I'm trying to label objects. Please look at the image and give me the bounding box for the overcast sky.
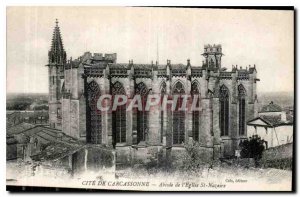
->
[7,7,294,94]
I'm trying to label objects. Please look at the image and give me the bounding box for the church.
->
[47,20,259,165]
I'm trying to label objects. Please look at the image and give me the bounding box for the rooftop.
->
[31,141,84,162]
[260,101,282,113]
[247,115,293,128]
[7,122,36,136]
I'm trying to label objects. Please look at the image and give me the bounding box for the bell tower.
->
[46,19,66,129]
[202,44,223,70]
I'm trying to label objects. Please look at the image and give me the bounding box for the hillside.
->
[257,91,294,110]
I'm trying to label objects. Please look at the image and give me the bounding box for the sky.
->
[7,7,294,94]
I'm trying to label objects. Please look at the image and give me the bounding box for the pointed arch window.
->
[238,84,246,136]
[173,81,185,145]
[191,82,200,142]
[112,81,126,145]
[220,85,229,136]
[160,81,167,143]
[87,81,102,144]
[136,82,149,143]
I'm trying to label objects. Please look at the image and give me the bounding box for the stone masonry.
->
[46,20,259,166]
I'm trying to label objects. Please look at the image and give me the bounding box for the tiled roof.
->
[31,141,84,161]
[7,122,36,136]
[247,115,293,127]
[260,115,282,126]
[6,111,15,115]
[7,111,48,120]
[260,101,282,112]
[7,124,84,161]
[6,136,18,145]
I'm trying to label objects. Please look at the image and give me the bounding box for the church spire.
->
[48,19,66,65]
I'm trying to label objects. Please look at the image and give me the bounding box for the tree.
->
[239,135,265,167]
[174,141,212,174]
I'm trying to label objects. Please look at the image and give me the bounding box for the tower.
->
[46,19,66,129]
[202,44,223,70]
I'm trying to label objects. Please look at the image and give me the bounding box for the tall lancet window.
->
[191,82,200,142]
[87,80,102,144]
[219,85,229,136]
[172,81,185,145]
[160,81,167,143]
[238,84,246,136]
[112,81,127,146]
[136,82,149,143]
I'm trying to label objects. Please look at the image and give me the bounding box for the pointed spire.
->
[51,19,64,53]
[48,19,66,65]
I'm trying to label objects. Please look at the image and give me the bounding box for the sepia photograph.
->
[6,7,294,191]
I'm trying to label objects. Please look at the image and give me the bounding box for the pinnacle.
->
[48,19,66,65]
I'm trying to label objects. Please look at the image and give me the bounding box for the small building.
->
[6,123,81,161]
[6,110,49,127]
[6,135,18,160]
[247,101,293,148]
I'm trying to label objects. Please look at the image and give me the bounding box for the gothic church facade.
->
[47,21,259,163]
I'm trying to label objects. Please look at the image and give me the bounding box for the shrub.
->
[174,141,212,174]
[239,135,265,167]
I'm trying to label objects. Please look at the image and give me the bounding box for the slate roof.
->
[260,101,282,113]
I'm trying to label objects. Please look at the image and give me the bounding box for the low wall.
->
[72,145,115,174]
[261,143,293,170]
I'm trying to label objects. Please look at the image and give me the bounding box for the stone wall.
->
[55,62,257,161]
[261,143,293,170]
[48,65,62,129]
[7,143,17,160]
[72,146,115,174]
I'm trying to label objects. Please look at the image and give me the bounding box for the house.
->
[6,123,81,161]
[247,101,293,148]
